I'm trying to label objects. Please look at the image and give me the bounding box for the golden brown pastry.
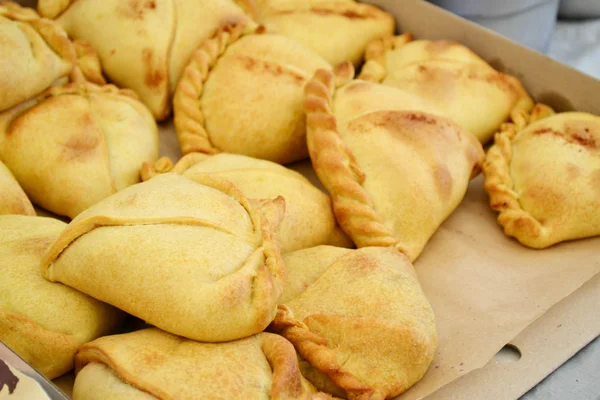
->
[0,215,123,379]
[359,33,534,144]
[0,82,159,219]
[0,2,74,112]
[142,153,351,252]
[0,161,35,216]
[251,0,395,66]
[72,328,330,400]
[483,104,600,248]
[304,63,485,261]
[38,0,255,120]
[174,25,331,164]
[42,173,286,342]
[271,246,438,399]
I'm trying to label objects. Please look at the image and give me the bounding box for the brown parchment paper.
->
[155,121,600,400]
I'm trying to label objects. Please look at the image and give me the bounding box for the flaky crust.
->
[42,173,286,342]
[359,33,534,143]
[173,23,251,155]
[304,63,404,252]
[483,104,600,248]
[74,329,330,400]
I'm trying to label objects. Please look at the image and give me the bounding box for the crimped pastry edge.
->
[173,22,258,156]
[304,62,407,256]
[482,103,557,248]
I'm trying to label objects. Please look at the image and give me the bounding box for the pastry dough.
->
[0,161,35,216]
[174,25,331,164]
[142,153,352,252]
[483,104,600,248]
[0,215,123,379]
[359,33,534,143]
[0,2,74,112]
[252,0,395,66]
[42,173,286,342]
[272,246,438,399]
[38,0,255,120]
[73,328,329,400]
[0,82,159,219]
[304,63,485,261]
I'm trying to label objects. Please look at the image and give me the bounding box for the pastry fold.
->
[0,82,159,219]
[252,0,395,66]
[42,173,286,342]
[0,161,35,216]
[142,152,351,252]
[0,2,74,112]
[304,64,484,261]
[174,25,331,164]
[0,215,123,379]
[272,246,438,399]
[39,0,255,119]
[483,104,600,248]
[359,33,534,143]
[73,328,329,400]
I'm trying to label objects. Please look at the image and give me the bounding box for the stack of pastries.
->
[0,1,598,399]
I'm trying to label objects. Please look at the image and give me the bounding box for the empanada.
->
[0,161,35,216]
[0,215,123,379]
[359,33,534,143]
[42,173,285,342]
[38,0,255,120]
[174,25,331,164]
[0,2,74,112]
[0,82,159,219]
[251,0,395,66]
[483,104,600,248]
[73,328,329,400]
[304,64,485,261]
[271,246,437,399]
[142,152,351,252]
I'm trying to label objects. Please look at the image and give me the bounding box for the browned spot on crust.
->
[236,55,305,85]
[343,81,372,93]
[119,0,157,19]
[12,236,56,257]
[532,124,598,149]
[277,6,378,19]
[591,169,600,194]
[565,163,581,180]
[110,49,116,55]
[61,122,100,161]
[403,112,437,125]
[142,48,165,89]
[435,164,453,199]
[425,40,461,54]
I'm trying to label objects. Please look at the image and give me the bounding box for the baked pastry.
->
[251,0,395,66]
[174,25,331,164]
[0,2,74,112]
[0,161,35,216]
[483,104,600,248]
[359,33,534,143]
[72,328,329,400]
[42,173,286,342]
[0,215,123,379]
[304,63,485,261]
[142,153,352,252]
[271,246,438,399]
[38,0,255,120]
[0,82,159,219]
